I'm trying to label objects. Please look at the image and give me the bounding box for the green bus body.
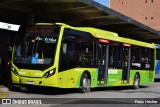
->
[11,23,156,90]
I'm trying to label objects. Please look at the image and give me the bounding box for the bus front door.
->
[98,43,109,85]
[122,46,131,84]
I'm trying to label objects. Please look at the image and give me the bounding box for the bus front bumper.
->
[11,72,58,87]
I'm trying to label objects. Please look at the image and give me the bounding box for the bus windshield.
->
[13,25,60,70]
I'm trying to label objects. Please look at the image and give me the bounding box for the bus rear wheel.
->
[79,73,91,93]
[133,73,140,89]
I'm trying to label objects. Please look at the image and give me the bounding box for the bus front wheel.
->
[8,74,14,91]
[79,73,91,93]
[133,73,140,89]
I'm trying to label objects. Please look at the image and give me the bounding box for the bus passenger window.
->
[109,42,122,69]
[16,45,21,56]
[62,43,67,54]
[132,56,136,62]
[131,46,141,69]
[59,28,95,72]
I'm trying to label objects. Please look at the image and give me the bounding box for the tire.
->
[133,74,140,89]
[8,74,14,91]
[8,80,14,91]
[79,73,91,93]
[8,71,17,91]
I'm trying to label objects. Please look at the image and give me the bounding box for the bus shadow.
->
[91,85,148,92]
[8,85,149,96]
[154,79,160,82]
[10,85,79,95]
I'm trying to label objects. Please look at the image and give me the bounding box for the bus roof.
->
[65,25,154,49]
[36,23,155,49]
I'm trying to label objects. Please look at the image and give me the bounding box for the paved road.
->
[0,80,160,107]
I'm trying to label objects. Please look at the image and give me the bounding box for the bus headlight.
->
[43,68,56,78]
[11,67,19,76]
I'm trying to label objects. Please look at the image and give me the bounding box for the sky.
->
[93,0,110,7]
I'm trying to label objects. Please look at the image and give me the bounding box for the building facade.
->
[94,0,160,31]
[110,0,160,31]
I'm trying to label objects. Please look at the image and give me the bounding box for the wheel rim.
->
[83,76,88,88]
[134,76,139,87]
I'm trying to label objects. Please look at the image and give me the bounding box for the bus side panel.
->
[141,70,154,84]
[61,69,76,88]
[106,69,134,86]
[61,68,98,88]
[130,70,154,85]
[74,68,98,88]
[106,69,154,87]
[89,68,98,88]
[107,69,122,86]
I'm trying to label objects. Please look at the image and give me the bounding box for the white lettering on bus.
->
[108,69,118,74]
[35,36,56,43]
[132,63,141,67]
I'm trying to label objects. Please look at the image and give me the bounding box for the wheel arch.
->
[79,70,91,86]
[135,72,140,79]
[83,70,91,80]
[134,72,140,85]
[78,70,91,93]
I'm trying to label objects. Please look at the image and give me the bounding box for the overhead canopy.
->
[0,0,160,42]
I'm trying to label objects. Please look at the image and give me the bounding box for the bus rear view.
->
[155,44,160,79]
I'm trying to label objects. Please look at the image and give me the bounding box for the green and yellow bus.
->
[10,23,156,93]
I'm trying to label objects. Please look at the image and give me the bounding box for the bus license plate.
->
[26,81,34,85]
